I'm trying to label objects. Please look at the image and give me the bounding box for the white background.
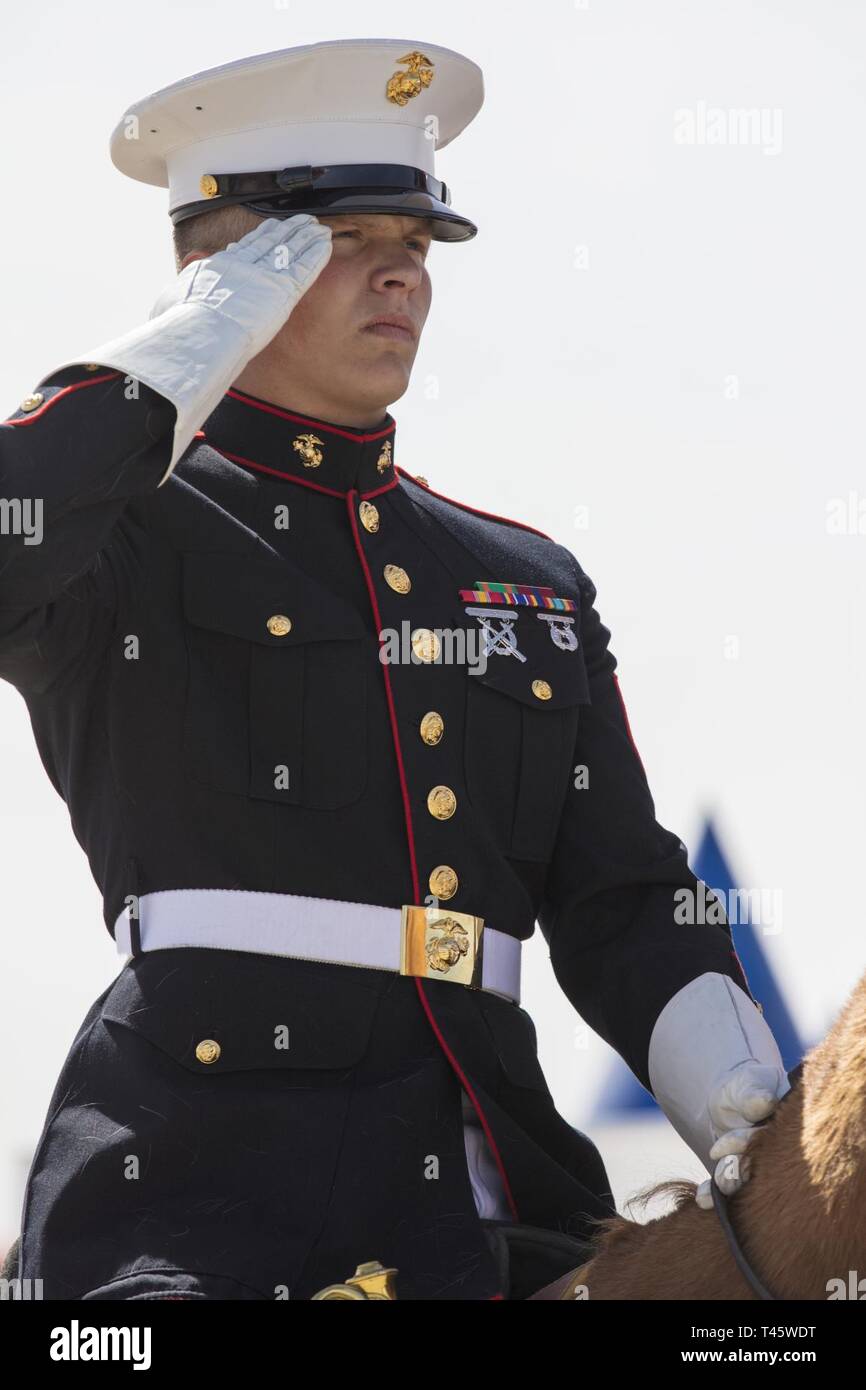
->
[2,0,865,1246]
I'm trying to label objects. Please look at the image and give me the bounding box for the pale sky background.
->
[2,0,866,1244]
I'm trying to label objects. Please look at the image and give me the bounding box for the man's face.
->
[266,211,433,413]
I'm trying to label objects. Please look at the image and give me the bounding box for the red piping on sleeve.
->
[2,370,123,425]
[345,487,521,1227]
[729,943,755,998]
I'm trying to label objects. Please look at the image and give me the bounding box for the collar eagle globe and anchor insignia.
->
[385,51,435,106]
[292,433,324,468]
[376,439,393,474]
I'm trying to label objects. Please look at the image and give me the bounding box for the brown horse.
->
[532,967,866,1300]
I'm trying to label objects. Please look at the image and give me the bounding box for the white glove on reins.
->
[647,972,790,1208]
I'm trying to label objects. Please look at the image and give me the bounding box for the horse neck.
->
[737,979,866,1297]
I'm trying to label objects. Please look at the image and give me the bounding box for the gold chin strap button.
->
[195,1039,221,1065]
[383,563,411,594]
[359,500,380,533]
[532,679,553,701]
[20,392,44,412]
[411,628,441,663]
[419,711,444,745]
[267,614,292,637]
[427,785,457,820]
[429,865,458,899]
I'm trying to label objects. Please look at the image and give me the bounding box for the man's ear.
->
[179,250,208,272]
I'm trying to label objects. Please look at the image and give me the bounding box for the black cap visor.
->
[169,163,477,242]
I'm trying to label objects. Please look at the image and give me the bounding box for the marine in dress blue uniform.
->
[0,39,789,1301]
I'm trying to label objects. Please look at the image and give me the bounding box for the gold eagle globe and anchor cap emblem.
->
[386,51,435,106]
[292,433,324,468]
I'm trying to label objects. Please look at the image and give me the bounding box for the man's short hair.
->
[172,204,265,271]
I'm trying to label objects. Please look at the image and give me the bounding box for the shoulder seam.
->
[396,467,552,540]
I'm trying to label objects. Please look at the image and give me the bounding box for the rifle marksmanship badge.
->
[459,581,579,658]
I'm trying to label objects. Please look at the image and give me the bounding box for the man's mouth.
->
[362,315,416,342]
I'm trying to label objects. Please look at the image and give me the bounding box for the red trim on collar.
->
[396,467,551,540]
[2,370,123,426]
[225,388,396,444]
[198,435,401,500]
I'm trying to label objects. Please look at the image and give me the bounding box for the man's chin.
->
[340,365,411,410]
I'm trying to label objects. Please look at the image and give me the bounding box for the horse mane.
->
[583,1178,699,1256]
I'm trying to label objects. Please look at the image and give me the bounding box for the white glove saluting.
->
[52,214,333,482]
[647,972,790,1209]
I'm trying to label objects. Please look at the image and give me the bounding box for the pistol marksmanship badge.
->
[459,582,578,660]
[292,433,324,468]
[537,613,579,651]
[386,51,435,106]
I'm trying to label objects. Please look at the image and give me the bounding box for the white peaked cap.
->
[109,38,484,241]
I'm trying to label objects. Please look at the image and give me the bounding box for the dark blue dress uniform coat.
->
[0,366,754,1300]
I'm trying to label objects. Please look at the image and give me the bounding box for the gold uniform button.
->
[429,865,459,900]
[267,614,292,637]
[532,679,553,701]
[415,475,430,488]
[20,392,44,412]
[195,1039,221,1065]
[411,628,441,663]
[383,563,411,594]
[359,500,380,533]
[427,785,457,820]
[419,711,445,745]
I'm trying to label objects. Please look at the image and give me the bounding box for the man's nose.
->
[370,251,424,290]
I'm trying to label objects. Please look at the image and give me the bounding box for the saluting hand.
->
[148,214,333,356]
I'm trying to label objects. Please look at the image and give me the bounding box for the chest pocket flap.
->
[460,590,590,862]
[181,551,370,807]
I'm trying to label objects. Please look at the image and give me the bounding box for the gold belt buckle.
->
[399,905,484,988]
